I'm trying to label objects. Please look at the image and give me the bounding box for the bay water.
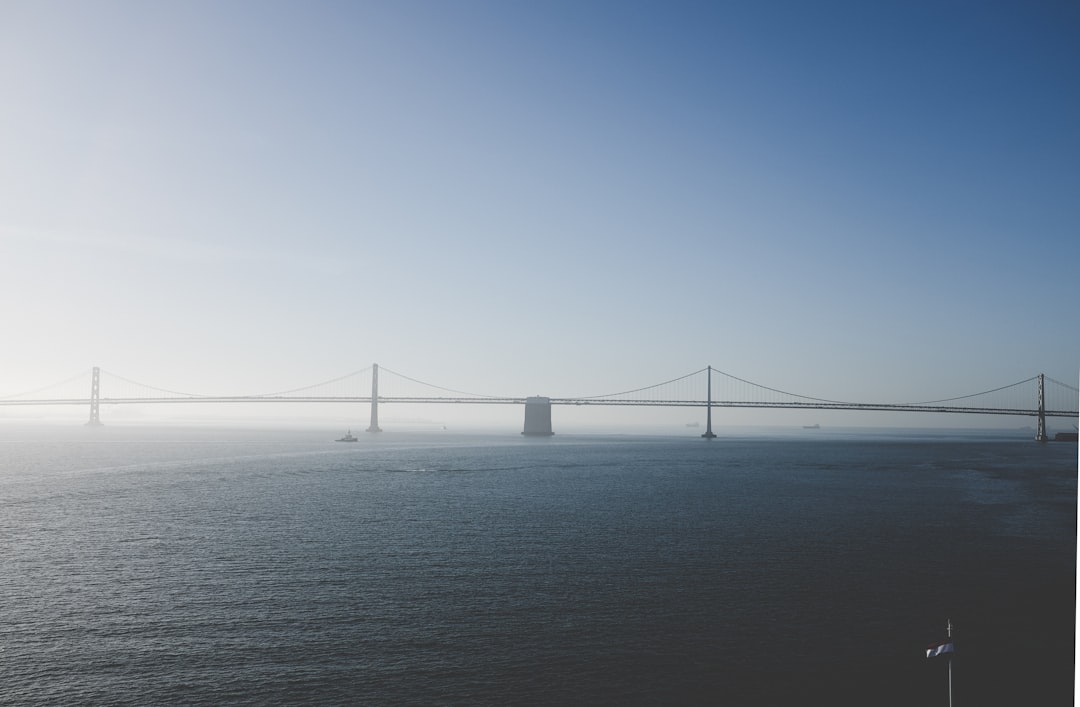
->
[1,427,1074,705]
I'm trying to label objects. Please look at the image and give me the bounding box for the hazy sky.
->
[1,1,1077,427]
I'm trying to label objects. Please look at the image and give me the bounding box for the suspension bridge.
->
[1,364,1076,440]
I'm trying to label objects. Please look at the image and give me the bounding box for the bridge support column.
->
[1036,373,1047,442]
[86,366,103,426]
[367,363,382,433]
[522,396,554,436]
[702,365,716,439]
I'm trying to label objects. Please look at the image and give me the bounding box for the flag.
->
[926,641,954,658]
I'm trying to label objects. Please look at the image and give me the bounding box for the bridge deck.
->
[2,396,1076,417]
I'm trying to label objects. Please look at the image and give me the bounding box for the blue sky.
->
[1,0,1077,427]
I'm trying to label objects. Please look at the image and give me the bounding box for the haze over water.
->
[2,426,1074,705]
[2,2,1077,702]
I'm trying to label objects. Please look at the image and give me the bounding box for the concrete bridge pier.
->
[522,396,554,436]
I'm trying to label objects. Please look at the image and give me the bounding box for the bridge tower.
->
[702,365,717,439]
[86,366,103,426]
[1036,373,1047,442]
[367,363,382,432]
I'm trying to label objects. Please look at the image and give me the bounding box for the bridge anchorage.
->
[522,397,554,436]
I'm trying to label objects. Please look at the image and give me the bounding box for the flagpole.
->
[946,618,953,707]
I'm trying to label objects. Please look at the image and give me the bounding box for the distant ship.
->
[336,430,358,442]
[803,424,820,429]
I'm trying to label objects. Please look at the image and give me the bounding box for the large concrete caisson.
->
[522,396,554,436]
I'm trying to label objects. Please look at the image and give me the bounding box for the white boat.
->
[336,429,358,442]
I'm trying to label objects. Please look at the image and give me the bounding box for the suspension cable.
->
[710,368,849,404]
[0,370,92,400]
[253,366,373,397]
[577,368,708,399]
[100,367,377,399]
[378,366,499,398]
[100,370,207,397]
[1045,376,1079,393]
[902,376,1039,405]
